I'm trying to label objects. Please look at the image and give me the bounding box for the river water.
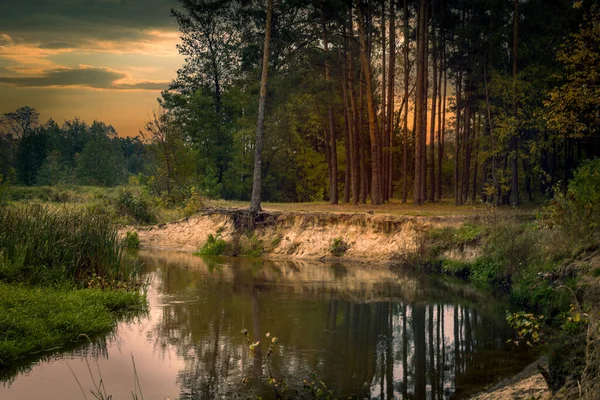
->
[0,250,533,399]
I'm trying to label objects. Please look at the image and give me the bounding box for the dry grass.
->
[208,198,536,218]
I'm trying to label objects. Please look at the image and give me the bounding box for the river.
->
[0,249,533,399]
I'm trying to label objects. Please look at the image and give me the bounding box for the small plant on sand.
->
[244,233,264,257]
[329,238,349,257]
[124,230,140,249]
[196,232,228,256]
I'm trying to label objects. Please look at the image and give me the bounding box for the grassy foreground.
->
[0,283,144,367]
[0,204,146,369]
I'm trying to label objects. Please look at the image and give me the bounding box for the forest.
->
[1,0,599,209]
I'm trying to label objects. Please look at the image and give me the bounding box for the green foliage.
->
[545,5,600,138]
[0,174,8,205]
[182,186,205,217]
[441,259,471,278]
[196,232,228,256]
[124,231,140,249]
[546,303,590,392]
[143,107,198,206]
[16,129,48,185]
[0,282,144,368]
[36,150,72,186]
[479,219,539,284]
[506,311,545,347]
[0,205,138,286]
[114,190,156,224]
[76,135,126,187]
[4,185,83,203]
[243,233,263,257]
[329,237,349,257]
[549,158,600,237]
[428,222,483,250]
[270,235,282,249]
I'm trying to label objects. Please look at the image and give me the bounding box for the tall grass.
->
[0,205,137,285]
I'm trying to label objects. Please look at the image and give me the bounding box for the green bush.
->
[329,237,349,257]
[441,259,471,278]
[124,231,140,249]
[114,190,156,224]
[549,158,600,237]
[182,187,204,217]
[243,233,264,257]
[479,219,539,283]
[196,233,228,256]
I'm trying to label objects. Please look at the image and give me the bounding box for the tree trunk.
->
[436,34,445,201]
[386,0,396,200]
[357,0,382,205]
[381,0,387,201]
[472,113,481,203]
[510,0,519,205]
[420,1,428,204]
[414,0,427,205]
[347,11,361,206]
[341,41,353,204]
[461,94,471,204]
[359,63,368,204]
[428,2,437,203]
[454,72,462,205]
[249,0,273,213]
[322,1,338,204]
[402,0,410,204]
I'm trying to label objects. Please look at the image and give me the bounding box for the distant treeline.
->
[0,107,148,188]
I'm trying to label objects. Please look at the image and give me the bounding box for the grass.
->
[0,282,145,368]
[0,203,146,369]
[0,205,137,285]
[209,197,537,217]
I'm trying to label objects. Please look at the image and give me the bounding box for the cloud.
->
[0,66,168,90]
[38,42,79,50]
[0,0,180,45]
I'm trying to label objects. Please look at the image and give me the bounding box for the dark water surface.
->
[0,250,533,399]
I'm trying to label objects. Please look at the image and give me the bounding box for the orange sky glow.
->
[0,0,184,137]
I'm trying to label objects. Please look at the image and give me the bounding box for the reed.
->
[0,204,138,285]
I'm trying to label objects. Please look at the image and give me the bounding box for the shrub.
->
[479,219,539,283]
[114,190,156,224]
[329,237,349,257]
[196,233,228,256]
[182,187,204,217]
[124,231,140,249]
[549,158,600,238]
[243,233,263,257]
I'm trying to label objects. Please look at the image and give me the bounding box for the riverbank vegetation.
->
[0,205,146,368]
[390,158,600,395]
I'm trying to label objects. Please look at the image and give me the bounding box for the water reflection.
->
[141,251,531,399]
[0,250,532,399]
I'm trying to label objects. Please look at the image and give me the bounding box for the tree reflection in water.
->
[139,251,533,400]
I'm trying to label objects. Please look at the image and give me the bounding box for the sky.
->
[0,0,184,137]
